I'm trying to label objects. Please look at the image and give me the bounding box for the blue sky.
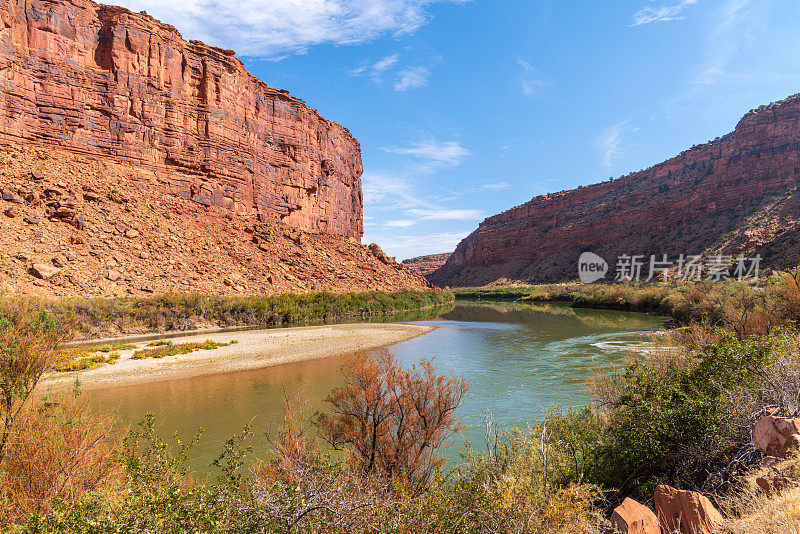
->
[116,0,800,260]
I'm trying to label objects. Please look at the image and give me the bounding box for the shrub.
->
[0,302,71,461]
[315,350,468,491]
[0,393,118,524]
[131,340,232,360]
[580,329,777,499]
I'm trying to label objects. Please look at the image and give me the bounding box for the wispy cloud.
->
[394,66,431,91]
[385,219,417,228]
[472,180,511,192]
[663,0,790,117]
[407,208,484,220]
[351,56,435,91]
[382,139,470,169]
[598,120,639,171]
[517,58,551,96]
[349,54,401,82]
[631,0,700,26]
[362,172,426,211]
[692,0,754,86]
[115,0,471,58]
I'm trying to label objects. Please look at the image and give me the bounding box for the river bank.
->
[40,323,435,391]
[8,290,453,341]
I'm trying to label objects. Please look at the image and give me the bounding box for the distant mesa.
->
[402,253,452,276]
[428,93,800,287]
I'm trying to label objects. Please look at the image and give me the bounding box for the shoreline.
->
[40,322,436,392]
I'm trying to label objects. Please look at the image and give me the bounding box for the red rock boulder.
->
[755,476,797,497]
[654,485,722,534]
[610,497,659,534]
[369,243,393,264]
[752,416,800,458]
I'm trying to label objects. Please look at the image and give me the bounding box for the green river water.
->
[85,301,663,474]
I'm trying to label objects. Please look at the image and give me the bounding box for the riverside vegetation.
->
[4,290,454,341]
[2,277,800,532]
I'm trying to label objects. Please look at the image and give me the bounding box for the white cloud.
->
[394,66,431,91]
[692,0,755,86]
[598,120,639,171]
[362,171,425,211]
[517,58,551,96]
[662,0,798,117]
[349,54,401,82]
[385,219,417,228]
[631,0,700,26]
[471,180,511,192]
[382,139,470,168]
[115,0,470,58]
[406,208,484,220]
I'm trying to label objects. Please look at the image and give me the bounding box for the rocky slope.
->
[0,0,432,297]
[0,144,431,297]
[401,253,451,276]
[430,93,800,286]
[0,0,362,237]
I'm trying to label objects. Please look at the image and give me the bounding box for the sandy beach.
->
[40,323,435,391]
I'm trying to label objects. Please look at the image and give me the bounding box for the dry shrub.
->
[0,302,71,461]
[726,333,800,442]
[721,486,800,534]
[315,350,468,490]
[719,453,800,534]
[0,394,119,524]
[242,401,387,533]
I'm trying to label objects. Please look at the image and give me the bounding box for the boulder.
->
[4,207,17,218]
[755,476,796,497]
[71,214,85,230]
[369,243,392,264]
[125,228,140,239]
[22,216,39,225]
[654,485,722,534]
[752,416,800,458]
[2,190,23,203]
[29,263,61,280]
[610,497,659,534]
[106,270,121,282]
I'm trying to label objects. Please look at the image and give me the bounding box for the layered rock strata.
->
[401,253,451,276]
[0,0,363,237]
[430,93,800,286]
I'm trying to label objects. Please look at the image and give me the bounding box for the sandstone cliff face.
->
[0,0,363,238]
[0,144,431,297]
[430,93,800,286]
[402,253,451,276]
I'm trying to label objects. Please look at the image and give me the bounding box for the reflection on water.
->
[85,301,663,474]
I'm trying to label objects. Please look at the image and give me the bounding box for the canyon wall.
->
[402,253,451,276]
[430,93,800,286]
[0,0,363,237]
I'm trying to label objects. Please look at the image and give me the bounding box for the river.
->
[85,301,663,474]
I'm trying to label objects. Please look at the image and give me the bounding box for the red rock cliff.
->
[402,253,451,276]
[430,93,800,286]
[0,0,363,237]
